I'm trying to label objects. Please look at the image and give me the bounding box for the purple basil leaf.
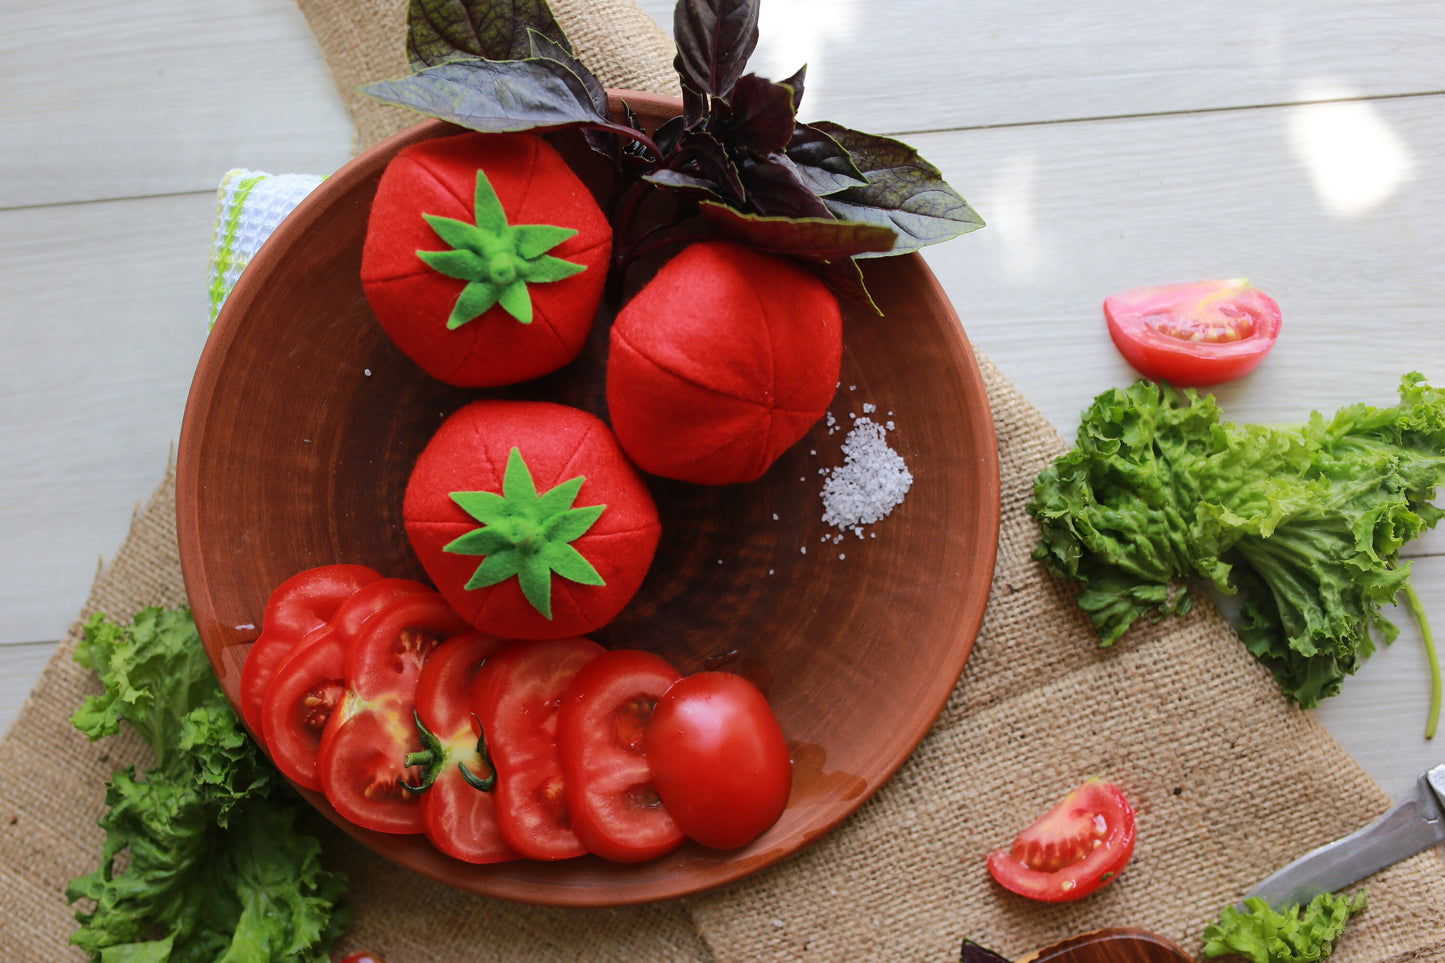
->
[787,122,868,196]
[737,154,831,219]
[643,168,731,202]
[779,64,806,110]
[725,73,796,155]
[959,941,1012,963]
[812,121,984,256]
[698,201,896,260]
[653,114,687,156]
[406,0,568,69]
[673,0,760,97]
[679,73,708,128]
[805,253,882,316]
[527,28,607,116]
[651,129,745,202]
[362,58,614,134]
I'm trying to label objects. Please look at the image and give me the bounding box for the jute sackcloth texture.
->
[1,0,1443,960]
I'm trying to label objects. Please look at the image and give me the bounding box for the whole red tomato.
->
[986,779,1136,902]
[644,672,791,850]
[1104,278,1281,386]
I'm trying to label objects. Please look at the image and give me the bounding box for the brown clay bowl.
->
[176,91,1000,906]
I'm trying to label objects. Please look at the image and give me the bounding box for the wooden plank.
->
[0,642,60,738]
[638,0,1445,136]
[0,0,353,209]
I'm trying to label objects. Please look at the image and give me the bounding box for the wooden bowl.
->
[176,91,1000,906]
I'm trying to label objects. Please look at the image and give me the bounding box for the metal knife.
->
[1242,763,1445,909]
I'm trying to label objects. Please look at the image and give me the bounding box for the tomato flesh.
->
[645,672,791,851]
[473,636,604,860]
[1104,278,1281,386]
[986,779,1136,902]
[557,649,684,863]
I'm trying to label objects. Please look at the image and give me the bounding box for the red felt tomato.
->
[408,630,516,864]
[986,779,1136,903]
[473,636,605,860]
[557,649,684,863]
[1104,278,1281,386]
[239,564,382,737]
[360,131,611,387]
[339,954,386,963]
[644,672,791,850]
[403,400,661,640]
[261,578,430,791]
[317,591,469,834]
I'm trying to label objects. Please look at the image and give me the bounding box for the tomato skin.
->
[557,649,684,863]
[986,779,1136,903]
[645,672,791,851]
[318,592,469,835]
[410,630,517,864]
[239,564,382,737]
[473,636,605,860]
[1104,278,1281,387]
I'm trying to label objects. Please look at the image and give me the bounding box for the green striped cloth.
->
[206,169,325,326]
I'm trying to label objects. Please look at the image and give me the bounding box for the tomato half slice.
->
[986,779,1136,902]
[238,564,382,737]
[318,591,469,835]
[408,630,516,864]
[1104,278,1281,386]
[473,636,604,860]
[557,649,684,863]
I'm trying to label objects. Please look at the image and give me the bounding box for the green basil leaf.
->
[362,58,610,133]
[673,0,761,96]
[812,121,984,256]
[698,201,896,260]
[406,0,569,69]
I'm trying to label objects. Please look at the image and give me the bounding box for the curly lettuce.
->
[67,607,350,962]
[1202,891,1366,963]
[1029,375,1445,710]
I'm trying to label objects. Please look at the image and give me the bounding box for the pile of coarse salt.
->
[819,401,912,541]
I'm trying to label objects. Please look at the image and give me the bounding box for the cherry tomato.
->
[261,578,431,791]
[986,779,1136,903]
[407,630,516,864]
[318,591,468,834]
[644,672,791,851]
[557,649,684,863]
[239,564,382,736]
[1104,278,1281,386]
[473,636,604,860]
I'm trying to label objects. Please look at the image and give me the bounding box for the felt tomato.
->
[403,629,517,864]
[1104,278,1281,386]
[645,672,792,850]
[360,131,611,387]
[473,636,606,860]
[403,399,661,639]
[986,779,1137,902]
[238,564,381,738]
[606,240,842,484]
[557,649,685,863]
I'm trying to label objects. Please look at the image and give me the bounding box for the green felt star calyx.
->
[443,447,607,619]
[417,169,587,329]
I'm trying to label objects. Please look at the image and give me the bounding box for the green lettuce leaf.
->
[1202,891,1366,963]
[67,608,349,962]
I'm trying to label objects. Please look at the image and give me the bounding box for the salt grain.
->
[820,416,912,531]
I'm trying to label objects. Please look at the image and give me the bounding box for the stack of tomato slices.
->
[239,564,792,864]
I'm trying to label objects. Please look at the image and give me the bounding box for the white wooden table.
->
[3,0,1443,805]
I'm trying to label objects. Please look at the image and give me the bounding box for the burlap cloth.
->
[3,2,1444,960]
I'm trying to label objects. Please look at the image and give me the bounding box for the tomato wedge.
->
[238,564,381,736]
[318,591,469,834]
[986,779,1136,902]
[1104,278,1281,386]
[645,672,791,851]
[261,578,431,791]
[473,636,604,860]
[406,630,516,864]
[557,649,684,863]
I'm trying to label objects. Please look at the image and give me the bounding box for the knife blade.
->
[1242,764,1445,910]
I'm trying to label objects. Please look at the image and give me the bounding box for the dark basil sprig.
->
[362,0,984,311]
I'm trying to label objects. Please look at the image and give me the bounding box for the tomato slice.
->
[318,591,469,834]
[557,649,684,863]
[260,578,432,790]
[473,636,604,860]
[986,779,1136,902]
[1104,278,1281,386]
[408,630,516,864]
[238,564,382,737]
[645,672,791,851]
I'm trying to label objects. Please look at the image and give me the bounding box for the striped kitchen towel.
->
[206,169,324,326]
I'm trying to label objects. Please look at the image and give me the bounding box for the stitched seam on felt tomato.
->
[612,331,832,417]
